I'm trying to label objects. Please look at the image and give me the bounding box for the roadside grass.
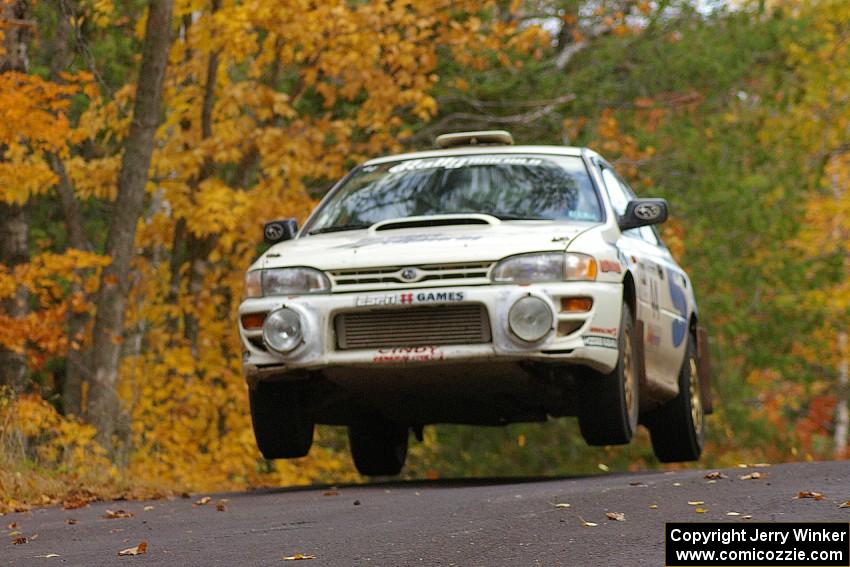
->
[0,393,171,515]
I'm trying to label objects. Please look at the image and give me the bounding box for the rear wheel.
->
[249,381,314,459]
[348,418,409,476]
[577,303,639,445]
[645,332,704,462]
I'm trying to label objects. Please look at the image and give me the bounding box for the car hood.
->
[257,221,597,270]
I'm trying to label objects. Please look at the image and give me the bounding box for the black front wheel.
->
[645,332,704,462]
[249,381,314,459]
[348,419,409,476]
[577,303,640,446]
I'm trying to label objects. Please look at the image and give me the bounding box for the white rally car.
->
[239,131,712,476]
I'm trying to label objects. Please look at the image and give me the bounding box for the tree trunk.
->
[0,203,28,393]
[45,1,94,416]
[835,331,849,460]
[88,0,173,452]
[0,0,32,394]
[180,5,220,349]
[48,153,92,415]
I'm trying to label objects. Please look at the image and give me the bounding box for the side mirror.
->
[263,218,298,245]
[618,198,668,231]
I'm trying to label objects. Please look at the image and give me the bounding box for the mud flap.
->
[697,326,714,414]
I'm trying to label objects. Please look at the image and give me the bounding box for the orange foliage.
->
[0,251,109,369]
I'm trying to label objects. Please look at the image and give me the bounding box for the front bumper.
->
[239,282,623,381]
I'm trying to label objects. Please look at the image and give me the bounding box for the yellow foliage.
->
[0,72,87,204]
[1,0,545,506]
[0,392,117,514]
[0,144,58,204]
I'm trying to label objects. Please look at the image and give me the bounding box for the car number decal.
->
[582,335,618,349]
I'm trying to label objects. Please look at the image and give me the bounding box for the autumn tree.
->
[88,0,174,453]
[764,0,850,458]
[0,0,32,393]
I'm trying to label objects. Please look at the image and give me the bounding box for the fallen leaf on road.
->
[795,491,824,500]
[606,512,625,521]
[629,481,646,486]
[143,506,154,511]
[752,463,771,468]
[839,501,850,508]
[6,522,16,529]
[672,482,682,487]
[283,553,316,561]
[553,503,571,508]
[103,509,134,519]
[62,499,88,510]
[649,504,658,509]
[726,512,741,516]
[741,515,753,519]
[118,542,147,556]
[353,500,361,506]
[323,490,339,496]
[36,554,60,558]
[695,508,708,514]
[12,536,27,544]
[687,501,704,506]
[66,519,77,525]
[739,472,766,480]
[579,516,598,527]
[216,500,228,512]
[195,496,211,506]
[705,471,728,480]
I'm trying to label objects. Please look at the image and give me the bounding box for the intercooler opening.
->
[334,304,492,350]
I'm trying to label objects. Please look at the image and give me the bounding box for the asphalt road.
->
[4,461,849,567]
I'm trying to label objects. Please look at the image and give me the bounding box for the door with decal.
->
[655,247,690,380]
[598,164,688,388]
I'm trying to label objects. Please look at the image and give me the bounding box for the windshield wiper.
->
[308,223,372,235]
[488,213,551,221]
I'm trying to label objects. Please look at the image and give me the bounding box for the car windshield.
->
[307,154,602,234]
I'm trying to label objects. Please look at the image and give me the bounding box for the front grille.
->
[328,262,493,291]
[335,304,492,350]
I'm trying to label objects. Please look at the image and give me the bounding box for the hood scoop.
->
[372,214,498,232]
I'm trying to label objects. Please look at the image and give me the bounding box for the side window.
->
[601,163,663,245]
[600,167,630,216]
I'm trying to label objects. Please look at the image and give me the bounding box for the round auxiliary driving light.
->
[262,308,303,353]
[508,296,554,343]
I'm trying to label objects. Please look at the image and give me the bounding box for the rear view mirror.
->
[618,198,668,231]
[263,219,299,244]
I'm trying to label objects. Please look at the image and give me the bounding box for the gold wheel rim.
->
[623,331,635,417]
[688,356,703,433]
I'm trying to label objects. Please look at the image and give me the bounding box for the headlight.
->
[509,296,553,342]
[243,267,331,298]
[263,308,303,352]
[491,253,597,284]
[264,267,330,295]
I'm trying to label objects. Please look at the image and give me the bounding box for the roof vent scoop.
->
[435,130,514,148]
